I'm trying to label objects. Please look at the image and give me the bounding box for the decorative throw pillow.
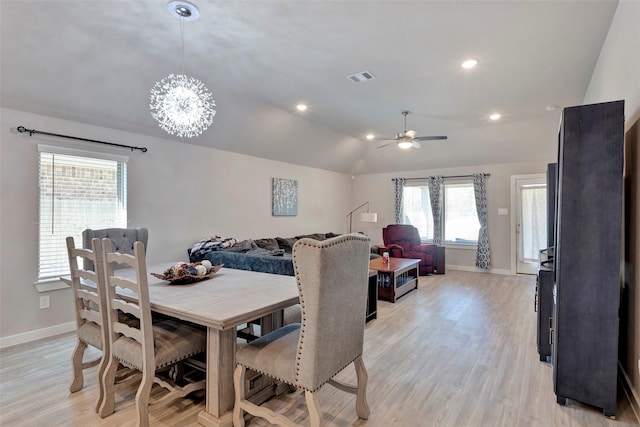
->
[254,238,279,251]
[276,237,298,253]
[325,232,341,239]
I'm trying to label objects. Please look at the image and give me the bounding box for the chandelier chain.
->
[180,17,185,76]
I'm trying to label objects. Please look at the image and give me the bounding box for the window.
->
[38,145,127,280]
[402,180,480,245]
[443,182,480,243]
[402,185,434,240]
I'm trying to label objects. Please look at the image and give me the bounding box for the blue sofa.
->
[188,233,340,276]
[188,233,380,276]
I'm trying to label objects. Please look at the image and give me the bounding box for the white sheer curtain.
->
[520,185,547,261]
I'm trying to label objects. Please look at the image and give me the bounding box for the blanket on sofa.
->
[190,236,237,259]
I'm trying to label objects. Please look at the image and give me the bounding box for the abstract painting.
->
[272,178,298,216]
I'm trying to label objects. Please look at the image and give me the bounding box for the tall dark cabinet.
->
[552,100,624,417]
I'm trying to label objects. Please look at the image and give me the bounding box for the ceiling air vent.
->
[347,71,376,83]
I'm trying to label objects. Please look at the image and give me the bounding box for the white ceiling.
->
[0,1,619,175]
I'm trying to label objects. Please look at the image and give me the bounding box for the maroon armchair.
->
[381,224,445,275]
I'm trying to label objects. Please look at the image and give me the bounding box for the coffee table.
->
[369,257,420,302]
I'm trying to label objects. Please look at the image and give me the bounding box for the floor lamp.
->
[346,201,378,233]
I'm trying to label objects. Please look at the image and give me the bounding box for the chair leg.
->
[354,356,370,419]
[305,390,321,427]
[135,371,154,427]
[233,364,246,427]
[94,353,108,413]
[98,355,118,418]
[69,340,87,393]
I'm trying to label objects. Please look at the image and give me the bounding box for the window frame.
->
[36,144,128,282]
[401,178,479,248]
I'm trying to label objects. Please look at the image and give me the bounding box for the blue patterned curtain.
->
[473,173,491,269]
[428,176,443,245]
[393,178,405,223]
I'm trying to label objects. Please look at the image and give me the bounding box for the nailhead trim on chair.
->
[238,356,362,393]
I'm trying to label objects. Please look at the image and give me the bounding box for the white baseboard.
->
[619,361,640,422]
[446,265,513,275]
[0,321,76,349]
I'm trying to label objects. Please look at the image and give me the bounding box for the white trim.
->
[443,243,476,251]
[37,143,129,163]
[34,279,71,292]
[446,264,513,276]
[0,322,76,349]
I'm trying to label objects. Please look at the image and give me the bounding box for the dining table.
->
[112,261,299,427]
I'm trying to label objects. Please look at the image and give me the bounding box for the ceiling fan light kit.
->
[149,1,216,138]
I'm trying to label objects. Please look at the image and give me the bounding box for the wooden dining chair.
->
[98,240,206,427]
[233,234,372,427]
[66,236,110,412]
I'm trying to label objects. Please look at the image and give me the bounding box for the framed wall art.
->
[272,178,298,216]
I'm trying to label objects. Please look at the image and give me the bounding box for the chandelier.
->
[150,1,216,138]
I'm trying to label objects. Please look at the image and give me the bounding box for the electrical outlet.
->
[39,295,50,309]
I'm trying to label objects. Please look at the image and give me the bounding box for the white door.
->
[516,177,547,275]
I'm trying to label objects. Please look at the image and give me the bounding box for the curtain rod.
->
[17,126,148,153]
[392,173,489,181]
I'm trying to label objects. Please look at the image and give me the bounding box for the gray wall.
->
[0,107,353,342]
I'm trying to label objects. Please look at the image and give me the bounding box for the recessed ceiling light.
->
[296,104,307,112]
[461,59,478,69]
[489,113,501,121]
[366,134,375,140]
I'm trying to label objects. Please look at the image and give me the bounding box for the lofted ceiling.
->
[0,1,619,175]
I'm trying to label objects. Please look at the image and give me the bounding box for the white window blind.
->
[38,146,127,280]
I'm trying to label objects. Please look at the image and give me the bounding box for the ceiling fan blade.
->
[412,141,422,149]
[412,135,448,141]
[377,141,396,149]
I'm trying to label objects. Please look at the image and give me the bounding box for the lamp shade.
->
[360,212,378,223]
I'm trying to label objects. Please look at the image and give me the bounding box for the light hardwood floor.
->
[1,270,638,426]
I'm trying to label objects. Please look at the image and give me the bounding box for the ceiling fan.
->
[377,111,447,149]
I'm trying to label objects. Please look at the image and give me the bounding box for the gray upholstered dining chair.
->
[98,240,206,427]
[233,234,372,427]
[66,236,110,412]
[82,227,148,270]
